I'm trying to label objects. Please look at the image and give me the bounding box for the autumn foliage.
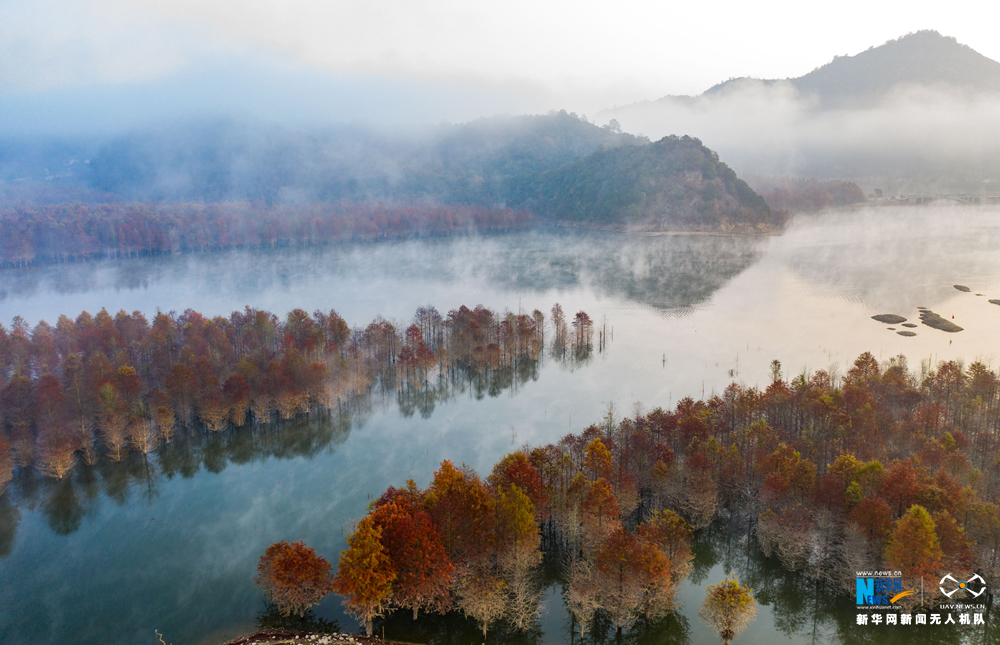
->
[255,540,335,617]
[700,577,758,644]
[327,350,1000,635]
[0,301,574,482]
[333,517,397,636]
[884,505,944,582]
[0,201,534,267]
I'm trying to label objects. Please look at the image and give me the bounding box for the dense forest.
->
[507,136,778,231]
[0,303,596,492]
[0,201,532,267]
[333,352,1000,637]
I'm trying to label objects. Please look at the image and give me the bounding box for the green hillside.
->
[508,135,775,231]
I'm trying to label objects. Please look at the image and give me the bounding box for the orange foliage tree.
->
[254,540,335,618]
[884,505,944,583]
[589,527,672,633]
[333,517,397,636]
[369,498,454,619]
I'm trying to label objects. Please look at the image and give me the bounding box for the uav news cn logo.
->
[940,573,986,599]
[856,575,912,606]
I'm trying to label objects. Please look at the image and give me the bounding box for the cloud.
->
[7,0,1000,132]
[603,81,1000,188]
[0,0,222,92]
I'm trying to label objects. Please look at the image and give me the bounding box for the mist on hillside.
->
[601,82,1000,194]
[1,112,641,206]
[601,32,1000,194]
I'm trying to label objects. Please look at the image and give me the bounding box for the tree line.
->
[0,303,596,495]
[0,201,534,267]
[742,175,867,213]
[331,352,1000,638]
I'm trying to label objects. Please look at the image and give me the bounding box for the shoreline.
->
[220,630,419,645]
[552,220,783,237]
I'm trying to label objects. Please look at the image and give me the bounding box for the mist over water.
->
[2,206,1000,644]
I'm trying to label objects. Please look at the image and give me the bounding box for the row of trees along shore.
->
[0,303,595,491]
[0,201,535,267]
[328,353,1000,639]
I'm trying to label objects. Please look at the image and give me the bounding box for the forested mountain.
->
[4,112,780,240]
[509,136,776,230]
[83,112,642,205]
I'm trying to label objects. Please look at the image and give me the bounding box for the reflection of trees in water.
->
[255,603,339,633]
[482,232,765,310]
[396,358,544,419]
[3,231,766,315]
[0,495,19,556]
[0,349,597,545]
[693,516,988,645]
[0,410,356,542]
[582,236,764,310]
[371,527,692,645]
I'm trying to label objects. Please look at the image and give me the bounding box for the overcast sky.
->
[3,0,998,125]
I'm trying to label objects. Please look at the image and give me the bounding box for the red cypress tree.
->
[370,499,454,619]
[255,540,335,618]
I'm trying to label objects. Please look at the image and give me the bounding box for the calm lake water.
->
[2,206,1000,645]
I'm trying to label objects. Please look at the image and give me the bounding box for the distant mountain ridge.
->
[673,31,1000,108]
[599,30,1000,188]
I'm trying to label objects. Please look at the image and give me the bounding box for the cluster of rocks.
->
[868,281,1000,336]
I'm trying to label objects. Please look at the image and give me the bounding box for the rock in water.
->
[954,285,971,292]
[897,331,917,337]
[902,323,917,328]
[919,310,963,332]
[872,314,907,324]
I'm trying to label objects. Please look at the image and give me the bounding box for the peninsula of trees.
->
[0,303,595,490]
[332,352,1000,637]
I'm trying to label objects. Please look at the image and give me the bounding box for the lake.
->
[2,206,1000,644]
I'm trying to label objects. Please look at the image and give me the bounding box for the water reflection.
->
[341,515,999,645]
[693,517,993,645]
[0,229,767,322]
[255,604,340,634]
[0,351,573,547]
[778,207,1000,313]
[0,495,18,557]
[4,210,1000,645]
[4,411,353,542]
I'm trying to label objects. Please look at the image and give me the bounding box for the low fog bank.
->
[0,112,638,207]
[0,50,547,138]
[601,82,1000,194]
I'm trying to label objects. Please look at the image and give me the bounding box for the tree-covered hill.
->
[83,112,642,205]
[508,135,777,231]
[5,113,780,238]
